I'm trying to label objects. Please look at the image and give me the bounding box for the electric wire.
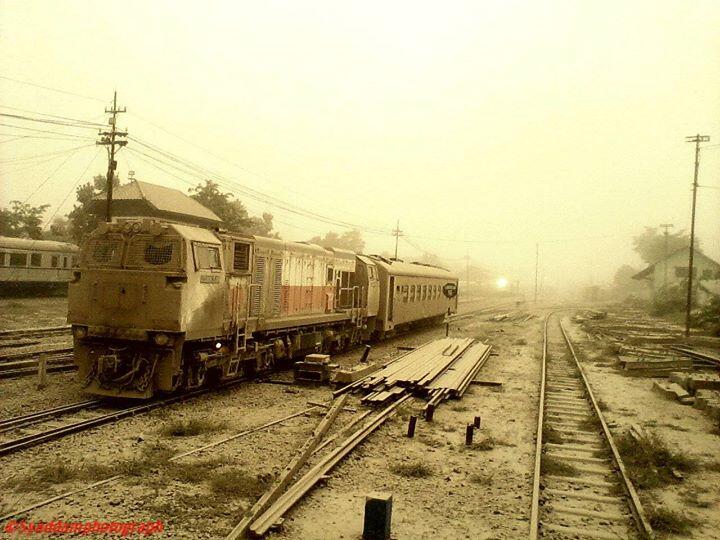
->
[43,149,102,229]
[0,75,105,103]
[0,105,104,127]
[22,146,89,203]
[0,122,95,139]
[0,112,102,129]
[0,143,93,165]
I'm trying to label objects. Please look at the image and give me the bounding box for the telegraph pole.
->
[534,243,539,302]
[660,223,674,288]
[465,254,471,297]
[392,220,402,259]
[97,91,127,222]
[684,134,710,338]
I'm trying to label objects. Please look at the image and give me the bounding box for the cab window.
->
[194,244,222,270]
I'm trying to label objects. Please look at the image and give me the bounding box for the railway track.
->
[0,325,70,341]
[0,399,102,433]
[0,380,247,457]
[530,313,654,540]
[0,348,75,379]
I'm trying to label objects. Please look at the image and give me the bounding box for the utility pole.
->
[465,254,471,297]
[96,91,127,222]
[659,223,674,288]
[392,220,402,260]
[534,243,539,302]
[684,134,710,338]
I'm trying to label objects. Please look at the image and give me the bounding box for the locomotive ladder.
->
[529,313,654,540]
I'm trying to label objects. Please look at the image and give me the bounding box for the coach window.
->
[51,255,59,268]
[9,253,27,267]
[410,285,416,302]
[193,244,222,271]
[0,252,6,266]
[402,285,409,303]
[30,253,42,267]
[64,257,70,268]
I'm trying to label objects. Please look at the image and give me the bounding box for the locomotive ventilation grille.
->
[86,237,123,267]
[250,256,265,316]
[126,238,180,269]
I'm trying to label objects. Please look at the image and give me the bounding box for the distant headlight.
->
[153,333,170,346]
[73,326,87,339]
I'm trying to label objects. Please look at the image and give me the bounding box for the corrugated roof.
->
[95,180,222,224]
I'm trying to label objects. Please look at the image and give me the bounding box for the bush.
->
[650,284,686,316]
[390,461,434,478]
[616,432,697,489]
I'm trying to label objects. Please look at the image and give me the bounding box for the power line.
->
[22,147,88,203]
[0,133,95,143]
[0,105,104,127]
[126,137,392,235]
[43,149,103,228]
[0,112,101,129]
[127,111,384,228]
[0,122,95,139]
[0,143,93,165]
[0,75,105,103]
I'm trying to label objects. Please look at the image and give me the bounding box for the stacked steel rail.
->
[670,345,720,368]
[337,337,492,414]
[530,313,654,539]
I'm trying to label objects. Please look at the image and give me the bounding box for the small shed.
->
[92,180,222,229]
[632,247,720,305]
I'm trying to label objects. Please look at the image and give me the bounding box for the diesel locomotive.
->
[68,219,458,399]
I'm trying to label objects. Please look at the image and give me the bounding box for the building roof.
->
[632,246,720,280]
[0,235,79,253]
[92,180,222,228]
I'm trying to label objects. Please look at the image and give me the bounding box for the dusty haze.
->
[1,0,718,295]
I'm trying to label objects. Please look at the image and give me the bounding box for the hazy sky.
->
[1,0,718,293]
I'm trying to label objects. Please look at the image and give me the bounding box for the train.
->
[67,218,459,399]
[0,236,79,295]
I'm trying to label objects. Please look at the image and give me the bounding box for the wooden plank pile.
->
[488,311,535,322]
[336,337,492,411]
[617,354,693,376]
[652,371,720,421]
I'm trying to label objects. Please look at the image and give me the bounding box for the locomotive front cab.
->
[68,219,219,398]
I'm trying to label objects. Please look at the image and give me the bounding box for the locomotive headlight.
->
[73,326,87,339]
[153,333,170,346]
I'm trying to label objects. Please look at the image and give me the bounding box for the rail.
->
[529,312,653,539]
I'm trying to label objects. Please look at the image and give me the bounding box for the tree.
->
[67,174,119,243]
[0,201,49,239]
[308,229,365,253]
[189,180,276,236]
[612,264,643,296]
[633,227,693,265]
[43,216,72,242]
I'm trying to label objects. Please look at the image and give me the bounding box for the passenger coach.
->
[0,236,79,295]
